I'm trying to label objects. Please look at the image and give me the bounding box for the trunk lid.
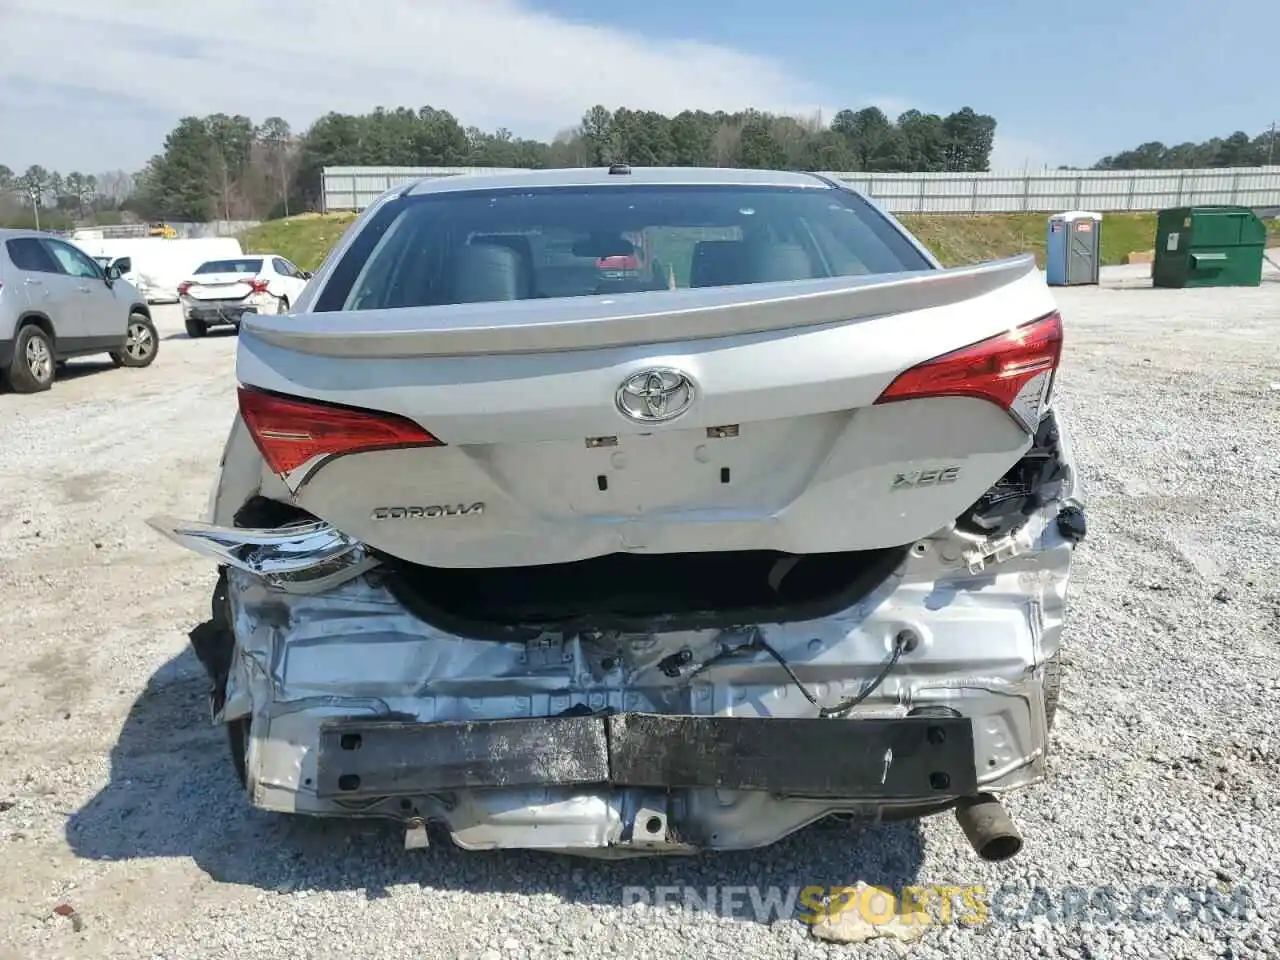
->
[235,255,1062,569]
[185,272,256,300]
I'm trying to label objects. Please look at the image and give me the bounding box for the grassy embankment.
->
[239,211,1280,274]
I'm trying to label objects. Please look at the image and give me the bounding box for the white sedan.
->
[177,254,312,338]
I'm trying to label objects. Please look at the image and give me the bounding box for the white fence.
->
[53,220,260,240]
[178,219,260,238]
[322,167,524,211]
[323,165,1280,215]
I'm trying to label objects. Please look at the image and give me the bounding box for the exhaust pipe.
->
[955,793,1023,862]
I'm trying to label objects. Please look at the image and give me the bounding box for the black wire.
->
[812,636,907,718]
[693,632,908,718]
[752,640,823,708]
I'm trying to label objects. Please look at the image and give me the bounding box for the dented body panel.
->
[150,417,1081,853]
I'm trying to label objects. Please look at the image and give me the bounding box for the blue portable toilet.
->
[1046,210,1102,286]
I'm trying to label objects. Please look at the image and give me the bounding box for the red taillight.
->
[248,278,270,294]
[237,386,443,476]
[177,281,192,296]
[874,312,1063,420]
[597,255,639,269]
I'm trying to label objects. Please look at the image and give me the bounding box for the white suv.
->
[0,228,159,393]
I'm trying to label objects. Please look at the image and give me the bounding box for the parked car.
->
[149,167,1086,861]
[92,254,136,289]
[73,234,245,304]
[0,228,159,393]
[178,254,311,338]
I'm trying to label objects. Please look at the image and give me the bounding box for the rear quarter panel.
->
[0,253,31,339]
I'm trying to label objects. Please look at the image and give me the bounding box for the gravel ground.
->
[1,265,1279,960]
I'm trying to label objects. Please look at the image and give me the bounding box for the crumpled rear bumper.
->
[315,712,980,852]
[182,293,286,324]
[148,392,1086,853]
[151,511,1076,853]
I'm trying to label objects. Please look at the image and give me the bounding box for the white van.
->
[71,237,244,303]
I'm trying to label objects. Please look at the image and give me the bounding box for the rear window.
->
[195,258,263,274]
[314,184,933,313]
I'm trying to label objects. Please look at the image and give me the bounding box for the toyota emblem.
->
[616,368,695,423]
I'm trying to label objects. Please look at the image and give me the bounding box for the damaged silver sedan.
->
[150,166,1087,859]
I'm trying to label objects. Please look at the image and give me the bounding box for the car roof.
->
[0,227,56,241]
[402,166,835,197]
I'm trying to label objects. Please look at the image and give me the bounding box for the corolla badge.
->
[371,503,484,520]
[616,368,695,423]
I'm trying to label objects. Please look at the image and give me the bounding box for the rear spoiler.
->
[240,255,1040,359]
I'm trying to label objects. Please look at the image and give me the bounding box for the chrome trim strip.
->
[145,516,378,589]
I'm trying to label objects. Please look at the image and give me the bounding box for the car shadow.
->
[66,642,927,919]
[54,360,119,382]
[163,328,240,342]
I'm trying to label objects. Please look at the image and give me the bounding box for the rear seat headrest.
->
[745,241,814,283]
[452,242,530,302]
[690,238,814,287]
[690,240,747,287]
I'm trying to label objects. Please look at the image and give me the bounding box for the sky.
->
[0,0,1276,176]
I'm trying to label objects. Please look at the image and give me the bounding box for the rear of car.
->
[179,257,282,337]
[149,169,1086,859]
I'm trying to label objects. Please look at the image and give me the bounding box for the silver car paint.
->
[242,254,1034,359]
[148,168,1083,854]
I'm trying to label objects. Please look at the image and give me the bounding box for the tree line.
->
[1,103,999,224]
[0,166,135,230]
[133,103,1003,221]
[1093,126,1278,170]
[2,106,1276,228]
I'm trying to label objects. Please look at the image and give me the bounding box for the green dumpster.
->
[1152,205,1266,288]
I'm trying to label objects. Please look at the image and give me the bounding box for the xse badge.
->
[891,466,961,491]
